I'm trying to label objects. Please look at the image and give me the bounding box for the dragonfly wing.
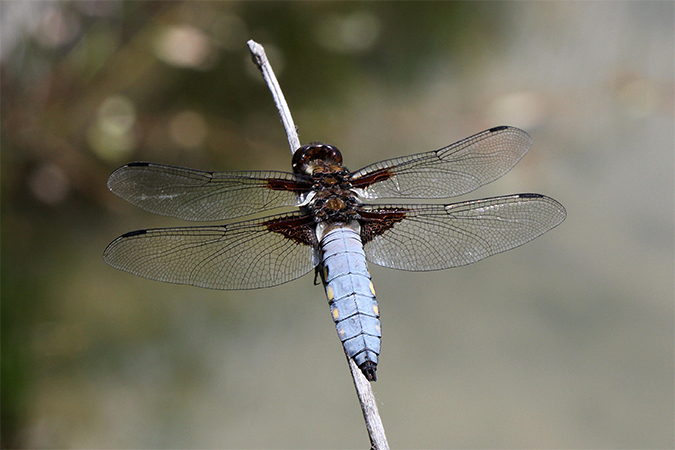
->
[103,213,319,290]
[351,126,532,199]
[361,194,566,271]
[108,162,311,221]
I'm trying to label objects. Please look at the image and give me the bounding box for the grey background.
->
[2,1,673,448]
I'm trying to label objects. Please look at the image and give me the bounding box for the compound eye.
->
[291,145,313,172]
[323,145,342,166]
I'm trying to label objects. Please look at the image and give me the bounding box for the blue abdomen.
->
[319,224,381,381]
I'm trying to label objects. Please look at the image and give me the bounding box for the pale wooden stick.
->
[247,40,389,450]
[347,357,390,450]
[247,40,301,153]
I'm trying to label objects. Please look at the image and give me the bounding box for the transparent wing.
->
[351,126,532,199]
[107,162,310,221]
[362,194,566,271]
[103,213,319,290]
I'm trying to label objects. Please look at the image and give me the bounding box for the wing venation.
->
[362,194,566,271]
[103,213,319,290]
[351,126,532,199]
[107,163,308,221]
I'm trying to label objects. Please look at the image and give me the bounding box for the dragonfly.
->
[104,125,566,381]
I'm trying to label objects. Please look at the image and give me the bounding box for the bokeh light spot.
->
[34,6,81,49]
[88,95,137,162]
[154,25,215,69]
[97,95,136,136]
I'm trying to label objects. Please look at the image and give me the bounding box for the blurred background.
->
[1,1,672,448]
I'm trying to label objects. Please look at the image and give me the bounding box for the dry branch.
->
[247,39,389,450]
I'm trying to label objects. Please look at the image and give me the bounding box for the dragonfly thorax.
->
[306,187,361,223]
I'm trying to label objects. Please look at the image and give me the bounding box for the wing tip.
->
[488,125,529,135]
[121,229,148,238]
[517,193,567,226]
[488,125,532,146]
[489,125,509,132]
[518,192,544,199]
[102,230,148,263]
[107,162,151,192]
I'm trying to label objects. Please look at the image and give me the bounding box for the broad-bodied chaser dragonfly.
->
[104,126,566,381]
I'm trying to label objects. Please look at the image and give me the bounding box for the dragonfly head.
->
[292,143,343,175]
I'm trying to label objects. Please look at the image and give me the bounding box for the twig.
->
[247,40,301,153]
[348,357,390,450]
[247,40,389,450]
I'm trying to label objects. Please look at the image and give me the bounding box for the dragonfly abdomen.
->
[319,225,381,381]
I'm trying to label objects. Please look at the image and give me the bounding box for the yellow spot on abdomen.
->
[339,328,346,337]
[332,307,340,320]
[326,286,334,301]
[369,281,376,296]
[375,324,381,333]
[373,304,379,316]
